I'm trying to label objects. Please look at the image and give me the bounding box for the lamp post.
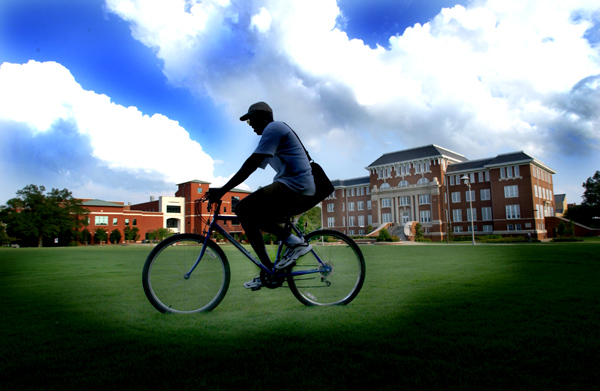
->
[461,175,476,245]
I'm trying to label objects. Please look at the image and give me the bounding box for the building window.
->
[504,185,519,198]
[327,217,335,227]
[483,225,493,232]
[382,213,392,223]
[125,219,129,226]
[420,210,431,223]
[348,202,355,211]
[506,204,521,219]
[132,219,137,226]
[417,178,429,185]
[166,218,178,228]
[480,189,491,201]
[398,180,409,188]
[507,224,514,231]
[381,198,391,208]
[399,196,410,206]
[197,187,203,193]
[380,183,391,190]
[468,225,478,232]
[453,226,463,233]
[482,207,492,221]
[452,192,461,203]
[478,172,484,182]
[166,205,181,213]
[358,215,365,227]
[232,196,240,212]
[113,218,118,225]
[367,200,372,210]
[349,216,356,227]
[95,216,108,226]
[452,209,462,222]
[327,203,334,212]
[466,208,477,222]
[358,201,364,210]
[368,215,372,225]
[419,194,430,204]
[449,175,455,185]
[465,190,475,202]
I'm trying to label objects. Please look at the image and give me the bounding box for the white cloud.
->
[0,60,226,202]
[100,0,600,202]
[251,7,272,32]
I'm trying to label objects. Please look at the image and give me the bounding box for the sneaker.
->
[277,242,312,269]
[243,275,262,290]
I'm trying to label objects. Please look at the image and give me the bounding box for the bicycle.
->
[142,197,366,313]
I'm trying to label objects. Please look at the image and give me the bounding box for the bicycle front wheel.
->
[287,229,365,306]
[142,234,230,313]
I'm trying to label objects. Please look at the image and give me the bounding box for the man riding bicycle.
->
[206,102,316,290]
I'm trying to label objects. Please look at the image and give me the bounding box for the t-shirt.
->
[253,121,316,196]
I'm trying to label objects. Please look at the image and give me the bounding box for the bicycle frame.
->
[184,200,330,280]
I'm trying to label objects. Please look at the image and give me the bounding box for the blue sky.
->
[1,0,599,207]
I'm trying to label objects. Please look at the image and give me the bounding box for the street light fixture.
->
[461,175,476,245]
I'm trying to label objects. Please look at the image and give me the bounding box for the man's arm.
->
[207,153,269,200]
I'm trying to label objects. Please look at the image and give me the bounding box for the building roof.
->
[331,176,370,188]
[366,144,467,168]
[230,187,252,194]
[81,199,124,207]
[177,179,212,186]
[446,151,556,174]
[446,157,495,173]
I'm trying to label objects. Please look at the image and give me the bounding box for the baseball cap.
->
[239,102,273,121]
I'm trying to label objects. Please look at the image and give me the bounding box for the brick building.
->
[81,180,251,244]
[321,145,557,241]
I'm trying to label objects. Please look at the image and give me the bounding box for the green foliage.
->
[263,233,277,244]
[109,229,122,244]
[94,228,107,244]
[80,229,92,245]
[0,221,18,245]
[414,223,424,240]
[296,206,322,234]
[582,170,600,206]
[124,226,140,242]
[376,228,391,242]
[0,184,88,247]
[147,228,173,242]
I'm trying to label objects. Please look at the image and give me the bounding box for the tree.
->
[94,228,107,244]
[124,226,140,242]
[80,228,92,245]
[147,227,173,242]
[109,229,122,244]
[582,170,600,206]
[565,171,600,228]
[0,185,88,247]
[297,206,322,234]
[0,221,18,246]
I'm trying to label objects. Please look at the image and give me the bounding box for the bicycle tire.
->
[287,229,365,306]
[142,234,230,313]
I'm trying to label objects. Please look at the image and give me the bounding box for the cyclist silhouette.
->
[206,102,316,290]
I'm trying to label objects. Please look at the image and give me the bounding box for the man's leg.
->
[235,188,275,269]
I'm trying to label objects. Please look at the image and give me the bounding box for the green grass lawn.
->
[1,242,599,390]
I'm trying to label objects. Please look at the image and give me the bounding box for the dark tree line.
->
[0,185,88,247]
[565,170,600,228]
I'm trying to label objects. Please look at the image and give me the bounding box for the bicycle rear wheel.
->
[287,229,365,306]
[142,234,230,313]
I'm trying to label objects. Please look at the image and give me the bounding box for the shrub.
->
[376,228,391,242]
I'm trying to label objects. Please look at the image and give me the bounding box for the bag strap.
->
[283,122,313,163]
